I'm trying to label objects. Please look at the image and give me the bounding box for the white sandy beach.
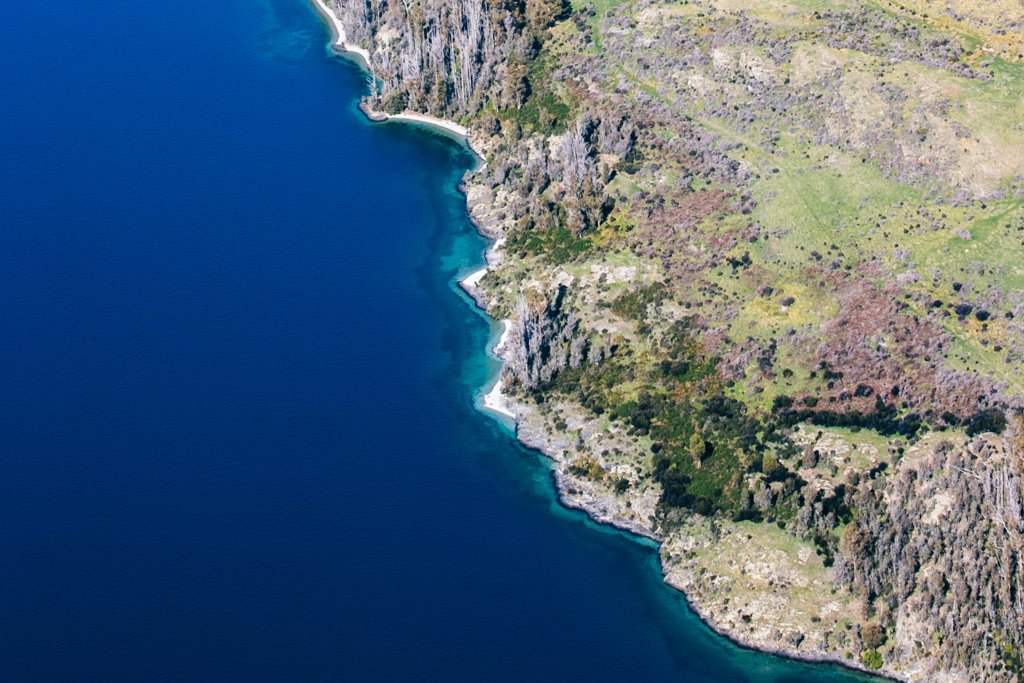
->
[460,266,487,291]
[385,113,485,164]
[312,0,504,422]
[387,113,470,138]
[310,0,371,64]
[461,245,516,423]
[312,0,485,165]
[481,320,515,420]
[482,377,516,420]
[493,320,511,356]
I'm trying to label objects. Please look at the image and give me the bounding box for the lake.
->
[0,0,874,680]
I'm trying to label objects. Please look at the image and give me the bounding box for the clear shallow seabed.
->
[0,0,876,680]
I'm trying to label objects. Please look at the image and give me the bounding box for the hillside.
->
[331,0,1024,679]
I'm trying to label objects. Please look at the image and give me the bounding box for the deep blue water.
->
[0,1,877,681]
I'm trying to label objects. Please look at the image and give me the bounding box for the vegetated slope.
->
[333,0,1024,679]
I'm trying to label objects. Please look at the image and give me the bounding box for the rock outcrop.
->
[504,280,592,391]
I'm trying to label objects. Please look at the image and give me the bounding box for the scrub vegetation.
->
[332,0,1024,678]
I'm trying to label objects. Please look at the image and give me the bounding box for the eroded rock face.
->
[330,0,530,120]
[505,281,592,391]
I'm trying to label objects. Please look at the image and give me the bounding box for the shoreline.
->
[482,320,514,419]
[459,258,515,422]
[673,584,904,683]
[495,380,899,682]
[309,0,371,67]
[311,4,895,681]
[308,1,485,164]
[387,113,469,139]
[303,1,483,163]
[360,103,485,166]
[453,231,893,682]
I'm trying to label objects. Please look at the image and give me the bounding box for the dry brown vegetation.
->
[340,0,1024,677]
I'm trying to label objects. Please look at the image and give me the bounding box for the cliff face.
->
[330,0,551,118]
[504,281,600,391]
[333,0,1024,679]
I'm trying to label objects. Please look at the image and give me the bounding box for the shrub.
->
[381,91,408,115]
[860,649,883,670]
[965,407,1006,436]
[862,622,886,649]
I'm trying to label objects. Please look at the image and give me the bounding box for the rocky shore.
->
[454,173,897,681]
[311,1,1022,679]
[311,5,899,677]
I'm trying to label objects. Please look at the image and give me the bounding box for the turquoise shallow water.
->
[0,0,878,680]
